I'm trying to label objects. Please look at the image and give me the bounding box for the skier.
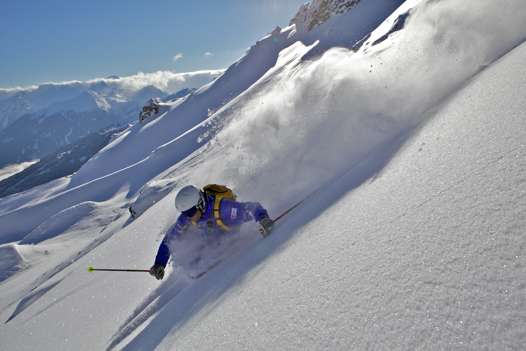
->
[149,185,274,280]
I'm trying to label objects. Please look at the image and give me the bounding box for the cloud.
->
[0,86,39,93]
[103,70,224,94]
[173,53,184,62]
[204,52,214,57]
[0,69,225,95]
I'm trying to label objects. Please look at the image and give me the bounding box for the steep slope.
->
[130,35,526,351]
[1,32,524,351]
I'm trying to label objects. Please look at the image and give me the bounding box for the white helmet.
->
[175,185,201,212]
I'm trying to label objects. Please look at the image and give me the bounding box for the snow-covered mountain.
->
[1,0,525,350]
[0,71,222,130]
[0,71,222,168]
[0,126,127,198]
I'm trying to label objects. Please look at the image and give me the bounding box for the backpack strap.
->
[190,210,202,226]
[213,196,231,232]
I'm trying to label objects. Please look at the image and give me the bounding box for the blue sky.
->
[0,0,306,88]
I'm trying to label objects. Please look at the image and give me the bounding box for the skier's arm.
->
[239,201,270,223]
[154,214,191,267]
[239,201,274,236]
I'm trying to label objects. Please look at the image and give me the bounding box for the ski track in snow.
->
[107,273,191,350]
[2,211,127,324]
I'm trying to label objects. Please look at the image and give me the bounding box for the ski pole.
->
[273,198,306,223]
[87,266,150,273]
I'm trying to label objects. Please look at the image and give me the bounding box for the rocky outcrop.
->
[290,0,361,32]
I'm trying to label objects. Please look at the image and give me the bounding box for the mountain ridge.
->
[0,70,223,168]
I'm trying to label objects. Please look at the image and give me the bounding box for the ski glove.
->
[149,264,165,280]
[259,217,274,237]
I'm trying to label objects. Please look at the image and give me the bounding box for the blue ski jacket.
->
[154,194,269,267]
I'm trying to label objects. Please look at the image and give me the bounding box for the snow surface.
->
[158,38,526,351]
[129,179,179,219]
[1,0,526,350]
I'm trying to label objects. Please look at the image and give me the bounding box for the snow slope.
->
[1,0,526,350]
[151,38,526,351]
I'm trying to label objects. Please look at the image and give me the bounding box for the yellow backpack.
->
[191,184,237,231]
